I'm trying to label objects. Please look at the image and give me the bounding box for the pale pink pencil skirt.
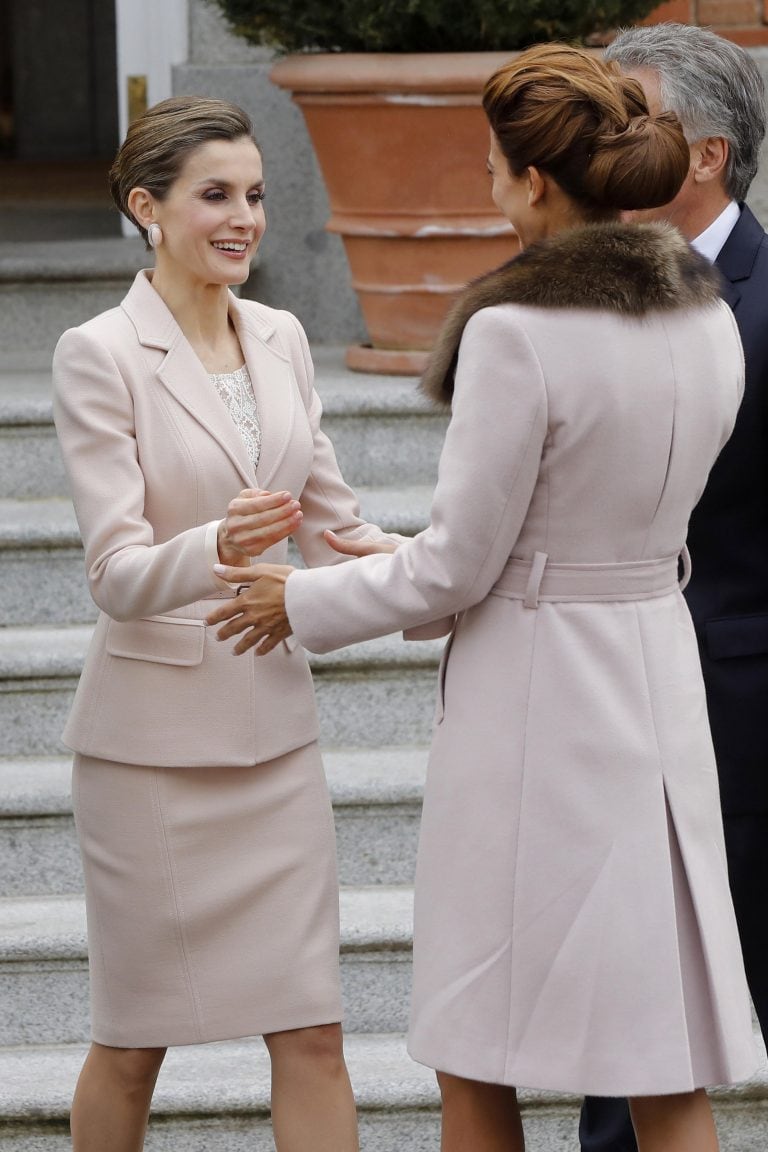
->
[72,743,343,1048]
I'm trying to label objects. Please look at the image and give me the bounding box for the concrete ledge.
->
[0,371,52,425]
[325,746,427,806]
[356,485,433,536]
[0,499,79,548]
[0,625,443,682]
[0,1033,764,1113]
[0,758,73,817]
[0,629,440,756]
[0,748,428,819]
[0,750,427,893]
[311,348,428,413]
[0,356,445,494]
[0,888,414,965]
[339,887,412,953]
[0,488,433,627]
[0,896,85,962]
[0,626,91,680]
[0,1034,766,1152]
[0,1034,438,1120]
[0,889,415,1041]
[0,352,437,423]
[0,239,150,283]
[0,489,432,550]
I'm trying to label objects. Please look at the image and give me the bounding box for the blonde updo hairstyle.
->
[482,44,690,219]
[109,95,259,247]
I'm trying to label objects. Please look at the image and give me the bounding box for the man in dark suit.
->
[580,23,768,1152]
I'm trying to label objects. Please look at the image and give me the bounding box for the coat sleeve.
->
[53,326,228,621]
[285,306,548,652]
[279,311,403,567]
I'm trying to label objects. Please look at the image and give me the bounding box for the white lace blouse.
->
[210,364,262,470]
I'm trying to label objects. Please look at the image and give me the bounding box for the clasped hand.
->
[216,487,303,564]
[207,563,292,655]
[207,525,398,655]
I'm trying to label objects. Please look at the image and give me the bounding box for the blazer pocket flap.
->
[106,615,205,666]
[705,614,768,660]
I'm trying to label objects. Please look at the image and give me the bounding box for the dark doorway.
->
[2,0,118,160]
[0,0,120,239]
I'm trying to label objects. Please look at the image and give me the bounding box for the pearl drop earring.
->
[147,223,163,249]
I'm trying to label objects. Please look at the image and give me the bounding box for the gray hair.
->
[605,23,766,200]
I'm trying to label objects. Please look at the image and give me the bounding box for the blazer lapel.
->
[157,337,256,488]
[230,298,297,491]
[122,271,256,489]
[715,204,764,313]
[718,277,741,311]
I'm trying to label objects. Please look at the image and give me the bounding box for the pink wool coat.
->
[53,270,388,768]
[285,223,758,1095]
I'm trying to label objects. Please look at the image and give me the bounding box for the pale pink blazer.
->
[284,296,757,1093]
[53,270,385,768]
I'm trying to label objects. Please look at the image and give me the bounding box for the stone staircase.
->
[1,242,766,1150]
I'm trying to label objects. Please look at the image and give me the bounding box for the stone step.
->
[0,887,413,1045]
[328,746,426,886]
[0,239,151,362]
[0,626,442,757]
[0,748,427,896]
[311,348,447,487]
[0,204,121,244]
[0,1033,556,1152]
[0,1034,766,1152]
[0,369,68,499]
[0,499,87,626]
[0,351,446,498]
[0,487,432,625]
[0,1034,441,1152]
[0,759,80,899]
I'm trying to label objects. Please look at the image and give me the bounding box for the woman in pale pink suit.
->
[52,96,396,1152]
[209,46,757,1152]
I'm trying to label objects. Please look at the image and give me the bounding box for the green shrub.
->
[209,0,658,53]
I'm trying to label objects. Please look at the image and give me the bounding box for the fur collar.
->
[421,221,721,406]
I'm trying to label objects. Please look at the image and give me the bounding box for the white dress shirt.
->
[691,200,741,262]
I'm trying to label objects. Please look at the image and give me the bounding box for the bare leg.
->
[437,1070,525,1152]
[629,1089,718,1152]
[264,1023,359,1151]
[70,1042,166,1152]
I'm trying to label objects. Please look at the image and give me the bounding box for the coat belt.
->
[491,547,691,609]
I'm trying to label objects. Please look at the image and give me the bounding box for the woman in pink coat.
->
[209,45,757,1152]
[52,95,395,1151]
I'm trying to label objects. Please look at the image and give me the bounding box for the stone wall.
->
[179,0,366,344]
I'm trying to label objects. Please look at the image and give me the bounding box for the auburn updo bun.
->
[583,110,691,209]
[483,44,690,217]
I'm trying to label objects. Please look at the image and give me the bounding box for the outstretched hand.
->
[324,529,398,557]
[207,563,293,655]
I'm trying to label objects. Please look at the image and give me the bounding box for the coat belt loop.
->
[679,544,692,592]
[524,551,549,609]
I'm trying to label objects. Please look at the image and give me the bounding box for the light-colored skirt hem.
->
[74,743,342,1048]
[406,1037,759,1098]
[93,1004,345,1050]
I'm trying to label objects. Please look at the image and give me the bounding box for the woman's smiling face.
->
[148,135,266,288]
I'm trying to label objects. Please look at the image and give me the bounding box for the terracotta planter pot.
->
[270,53,519,374]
